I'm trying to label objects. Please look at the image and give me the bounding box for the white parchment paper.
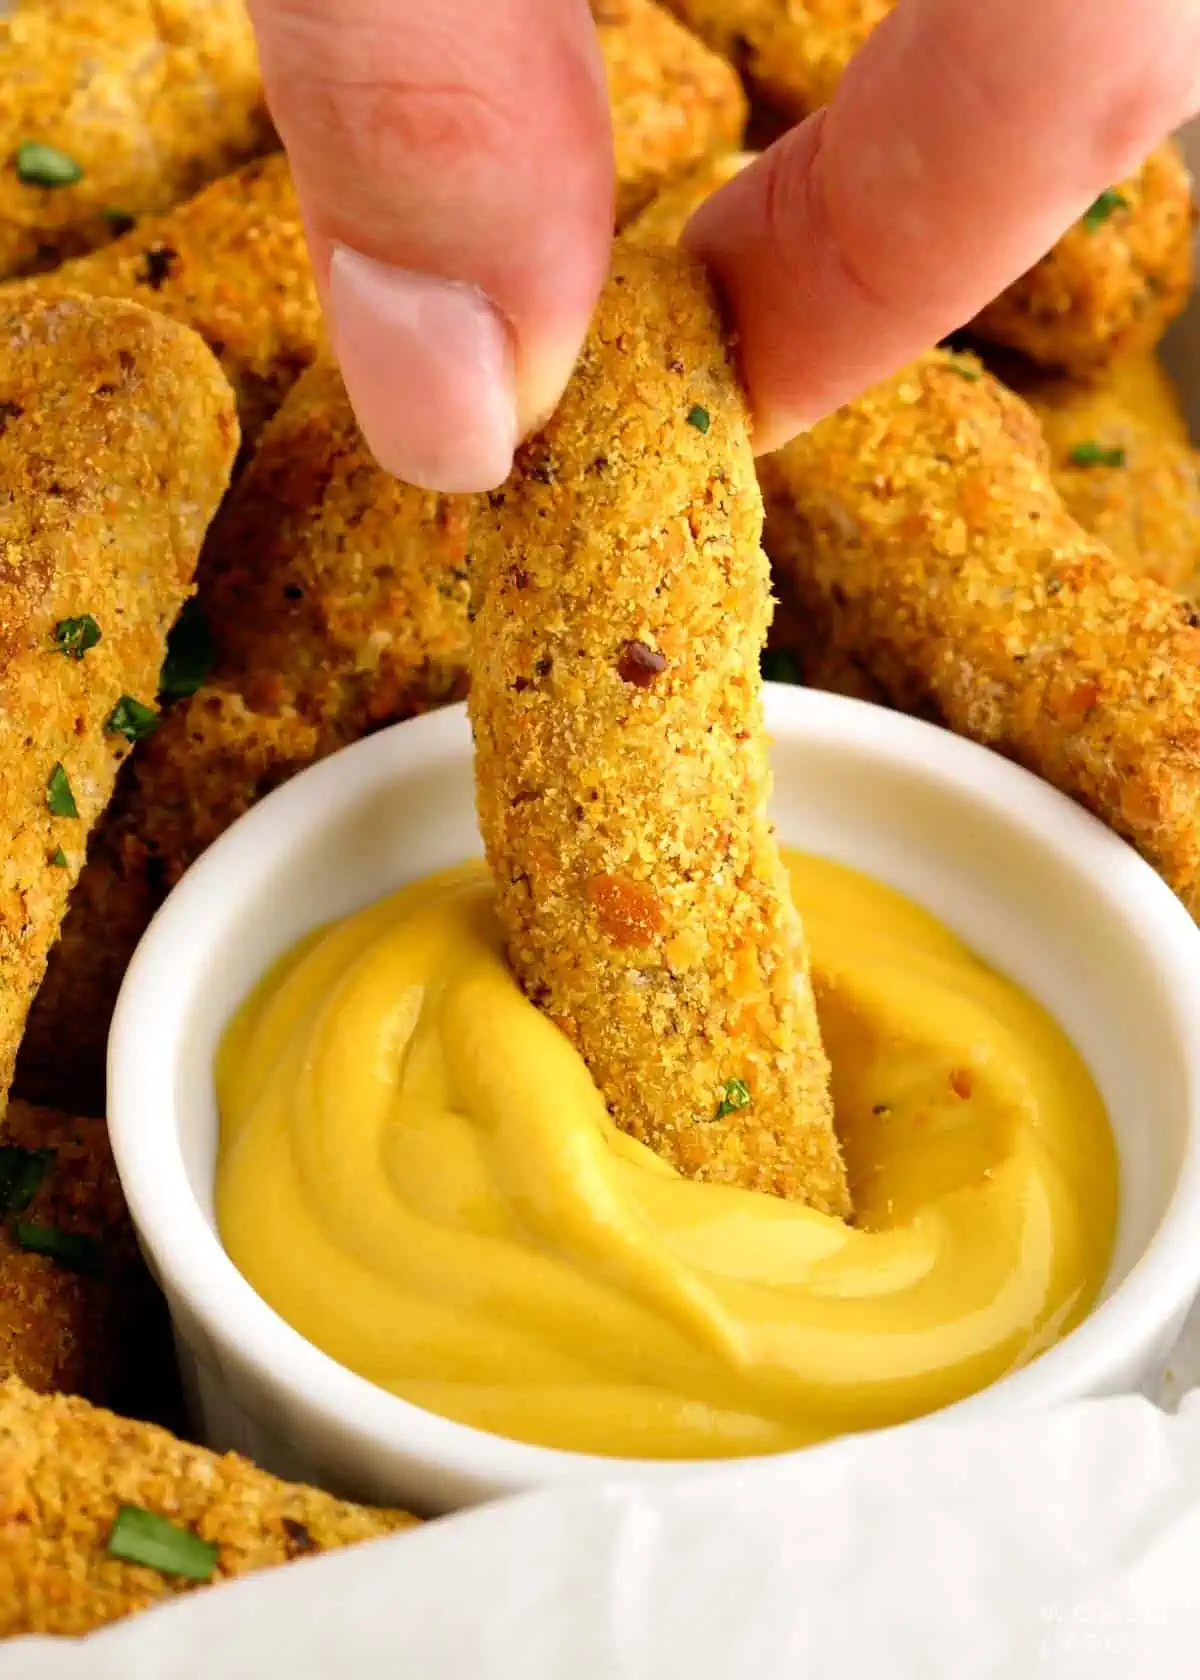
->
[9,1391,1200,1679]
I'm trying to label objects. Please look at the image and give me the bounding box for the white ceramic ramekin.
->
[108,689,1200,1515]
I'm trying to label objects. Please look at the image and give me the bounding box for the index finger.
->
[684,0,1200,449]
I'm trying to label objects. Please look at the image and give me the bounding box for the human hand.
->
[247,0,1200,489]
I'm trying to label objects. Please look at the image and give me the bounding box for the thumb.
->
[248,0,613,491]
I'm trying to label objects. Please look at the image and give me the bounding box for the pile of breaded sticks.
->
[0,0,1196,1641]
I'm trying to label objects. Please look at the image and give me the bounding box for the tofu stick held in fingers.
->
[470,240,848,1215]
[0,291,237,1108]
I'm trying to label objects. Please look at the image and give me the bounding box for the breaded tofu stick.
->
[972,144,1197,374]
[0,1379,417,1637]
[633,153,1200,603]
[470,241,847,1214]
[760,351,1200,916]
[664,0,889,120]
[1095,351,1192,444]
[662,5,1194,370]
[596,0,748,226]
[16,358,471,1116]
[0,0,272,281]
[625,150,886,700]
[7,154,321,451]
[0,1103,139,1403]
[0,292,236,1109]
[993,355,1200,596]
[625,148,756,245]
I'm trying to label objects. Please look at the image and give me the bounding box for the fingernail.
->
[329,246,518,493]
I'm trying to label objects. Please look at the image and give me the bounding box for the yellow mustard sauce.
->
[215,853,1118,1461]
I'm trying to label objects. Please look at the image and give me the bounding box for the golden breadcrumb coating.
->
[661,6,1194,369]
[595,0,748,225]
[988,353,1200,595]
[16,359,471,1116]
[0,1379,417,1637]
[0,1103,139,1403]
[629,158,1199,652]
[973,144,1197,374]
[0,0,273,281]
[625,147,756,244]
[7,153,320,451]
[0,291,236,1110]
[760,349,1200,917]
[470,240,847,1214]
[663,0,888,119]
[773,343,1200,708]
[624,147,885,701]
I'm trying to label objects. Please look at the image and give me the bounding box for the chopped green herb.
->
[107,1505,218,1581]
[946,358,981,383]
[14,141,83,188]
[686,404,711,434]
[0,1145,53,1215]
[53,614,101,660]
[106,694,159,742]
[760,647,802,685]
[51,846,68,868]
[715,1077,752,1120]
[1082,188,1128,232]
[159,597,214,701]
[47,763,78,819]
[1068,440,1127,469]
[13,1221,102,1274]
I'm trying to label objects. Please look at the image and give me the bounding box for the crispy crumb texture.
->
[0,1379,417,1637]
[0,0,273,281]
[663,0,889,119]
[17,359,471,1116]
[0,291,236,1108]
[470,239,847,1214]
[0,1102,139,1403]
[990,353,1200,597]
[7,154,321,450]
[660,4,1193,369]
[596,0,747,225]
[761,350,1200,917]
[973,145,1197,373]
[625,147,756,245]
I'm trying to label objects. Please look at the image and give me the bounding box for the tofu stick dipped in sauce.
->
[470,240,848,1214]
[213,244,1116,1463]
[594,0,748,226]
